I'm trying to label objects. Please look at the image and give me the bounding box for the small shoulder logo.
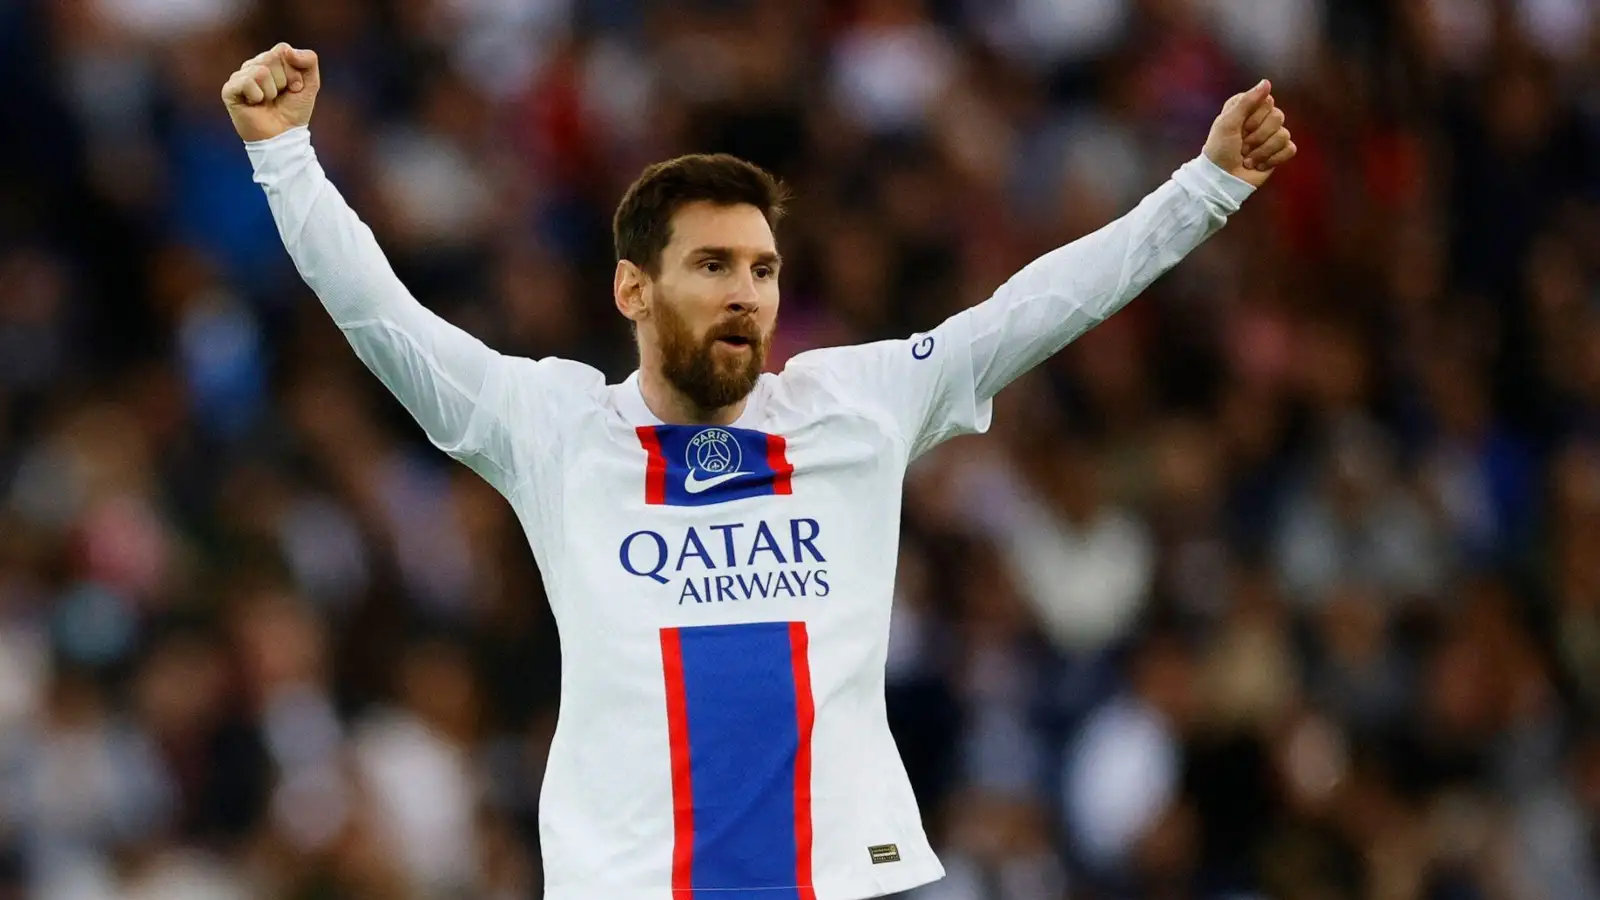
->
[684,428,749,494]
[868,844,901,865]
[911,335,935,360]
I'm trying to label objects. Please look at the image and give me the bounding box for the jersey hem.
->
[543,858,945,900]
[818,857,946,900]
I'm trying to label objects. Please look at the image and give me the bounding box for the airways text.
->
[618,518,830,605]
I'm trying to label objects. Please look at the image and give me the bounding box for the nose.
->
[725,272,761,313]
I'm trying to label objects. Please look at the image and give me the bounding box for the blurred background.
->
[1,0,1599,898]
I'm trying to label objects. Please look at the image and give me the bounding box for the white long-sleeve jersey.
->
[248,125,1253,900]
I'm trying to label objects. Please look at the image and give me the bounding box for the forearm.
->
[965,154,1255,401]
[247,126,502,455]
[248,126,406,324]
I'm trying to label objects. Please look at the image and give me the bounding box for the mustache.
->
[706,318,763,343]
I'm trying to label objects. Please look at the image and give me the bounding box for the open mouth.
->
[715,336,753,348]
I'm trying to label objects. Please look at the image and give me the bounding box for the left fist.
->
[1203,79,1296,188]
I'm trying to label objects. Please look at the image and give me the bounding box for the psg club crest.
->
[637,425,793,506]
[685,429,743,494]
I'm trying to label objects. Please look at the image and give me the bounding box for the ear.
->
[614,259,649,324]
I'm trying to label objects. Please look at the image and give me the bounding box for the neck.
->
[638,366,748,426]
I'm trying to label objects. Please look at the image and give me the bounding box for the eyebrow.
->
[690,247,783,268]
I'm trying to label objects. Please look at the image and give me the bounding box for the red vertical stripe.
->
[787,622,816,900]
[659,628,695,895]
[637,426,668,505]
[766,434,794,495]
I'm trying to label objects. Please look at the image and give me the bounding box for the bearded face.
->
[624,200,783,415]
[652,291,770,412]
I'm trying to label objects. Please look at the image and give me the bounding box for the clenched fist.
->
[1203,79,1296,189]
[221,43,321,142]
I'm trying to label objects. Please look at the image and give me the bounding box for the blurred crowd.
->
[2,0,1600,898]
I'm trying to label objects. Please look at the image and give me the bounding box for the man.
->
[223,43,1294,900]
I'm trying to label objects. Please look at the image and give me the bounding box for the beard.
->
[653,295,769,413]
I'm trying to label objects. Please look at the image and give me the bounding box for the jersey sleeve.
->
[964,154,1254,401]
[787,154,1253,459]
[783,312,993,461]
[247,126,528,491]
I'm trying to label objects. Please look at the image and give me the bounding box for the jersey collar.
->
[618,371,763,430]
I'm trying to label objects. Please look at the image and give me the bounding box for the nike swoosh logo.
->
[684,470,751,494]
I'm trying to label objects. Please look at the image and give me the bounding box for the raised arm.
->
[785,81,1297,461]
[966,79,1294,401]
[224,44,511,481]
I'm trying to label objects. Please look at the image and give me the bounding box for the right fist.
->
[221,43,321,142]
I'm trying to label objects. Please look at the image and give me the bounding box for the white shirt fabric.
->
[247,125,1252,900]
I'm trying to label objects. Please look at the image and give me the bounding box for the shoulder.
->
[772,342,889,407]
[784,314,970,377]
[779,334,928,385]
[495,356,609,451]
[501,355,609,396]
[775,326,957,404]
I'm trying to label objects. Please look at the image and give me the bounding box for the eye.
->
[754,265,774,280]
[701,260,725,274]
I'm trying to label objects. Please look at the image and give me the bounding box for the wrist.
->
[1178,153,1257,211]
[244,124,310,147]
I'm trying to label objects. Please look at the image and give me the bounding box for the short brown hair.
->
[613,153,790,276]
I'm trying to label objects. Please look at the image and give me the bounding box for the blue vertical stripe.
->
[677,622,803,898]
